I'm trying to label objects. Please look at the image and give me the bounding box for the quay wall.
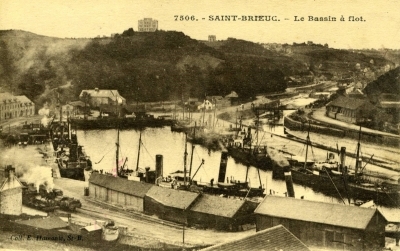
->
[284,116,400,147]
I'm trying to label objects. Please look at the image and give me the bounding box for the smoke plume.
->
[267,148,290,167]
[0,146,54,190]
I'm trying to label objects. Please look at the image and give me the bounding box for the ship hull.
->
[273,165,400,207]
[227,147,273,170]
[70,117,172,130]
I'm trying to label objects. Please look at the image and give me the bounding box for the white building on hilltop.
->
[138,18,158,32]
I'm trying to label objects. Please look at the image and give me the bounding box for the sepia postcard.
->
[0,0,399,250]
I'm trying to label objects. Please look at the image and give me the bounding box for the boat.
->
[198,151,265,198]
[224,126,273,170]
[52,121,91,181]
[155,133,265,198]
[272,126,400,207]
[70,115,173,130]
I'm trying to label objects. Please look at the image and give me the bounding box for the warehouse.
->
[88,172,153,212]
[188,194,257,231]
[144,185,200,224]
[254,196,386,251]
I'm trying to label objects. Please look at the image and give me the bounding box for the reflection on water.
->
[77,127,344,204]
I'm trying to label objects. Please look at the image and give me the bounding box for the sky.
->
[1,0,399,49]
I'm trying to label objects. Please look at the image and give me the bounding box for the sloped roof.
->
[89,172,153,198]
[68,101,85,107]
[327,96,372,110]
[146,185,200,209]
[225,91,239,98]
[0,93,33,104]
[80,89,126,101]
[254,196,380,230]
[0,168,23,191]
[200,225,309,251]
[190,194,245,218]
[16,216,68,230]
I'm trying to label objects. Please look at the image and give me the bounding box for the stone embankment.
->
[284,116,400,148]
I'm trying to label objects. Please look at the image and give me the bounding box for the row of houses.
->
[88,172,387,250]
[0,92,35,121]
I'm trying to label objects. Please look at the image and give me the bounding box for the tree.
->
[122,28,134,37]
[80,91,91,119]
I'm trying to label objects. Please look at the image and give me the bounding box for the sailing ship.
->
[155,133,265,198]
[272,126,400,207]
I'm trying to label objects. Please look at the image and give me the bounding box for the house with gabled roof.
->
[79,88,126,108]
[254,196,386,251]
[144,185,200,224]
[0,92,35,121]
[188,194,258,231]
[326,96,376,123]
[200,225,310,251]
[88,172,153,212]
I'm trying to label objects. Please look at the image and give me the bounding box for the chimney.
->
[339,147,346,172]
[155,155,163,180]
[145,167,150,183]
[283,166,295,198]
[5,165,15,180]
[217,151,228,183]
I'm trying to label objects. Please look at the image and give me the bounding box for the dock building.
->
[254,196,386,251]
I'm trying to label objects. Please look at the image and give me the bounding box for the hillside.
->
[0,29,396,109]
[364,66,400,100]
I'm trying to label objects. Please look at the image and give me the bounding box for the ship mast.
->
[116,129,120,175]
[183,133,188,186]
[136,131,142,171]
[188,122,196,181]
[355,126,361,176]
[303,122,311,170]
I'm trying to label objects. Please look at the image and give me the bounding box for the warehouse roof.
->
[190,194,245,218]
[146,185,200,209]
[327,96,373,110]
[89,172,153,198]
[255,196,382,230]
[200,225,309,251]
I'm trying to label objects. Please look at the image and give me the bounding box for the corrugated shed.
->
[327,96,371,110]
[146,185,200,209]
[190,194,245,218]
[255,196,379,230]
[200,225,309,251]
[89,172,153,198]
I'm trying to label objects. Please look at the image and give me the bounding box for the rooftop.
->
[255,196,381,230]
[16,216,68,230]
[89,172,153,198]
[327,96,372,110]
[146,185,200,209]
[190,194,246,218]
[200,225,310,251]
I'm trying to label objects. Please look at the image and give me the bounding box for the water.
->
[77,126,345,204]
